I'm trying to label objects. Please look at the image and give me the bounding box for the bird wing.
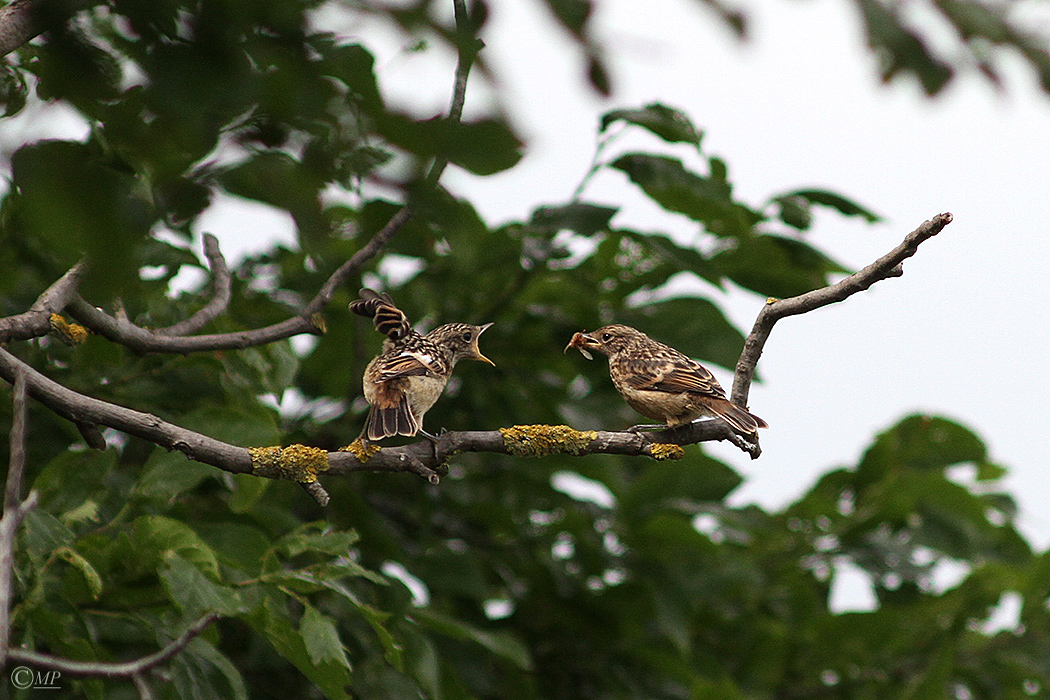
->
[349,289,412,340]
[377,350,444,381]
[620,356,727,398]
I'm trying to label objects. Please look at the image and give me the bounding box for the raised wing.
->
[350,288,412,340]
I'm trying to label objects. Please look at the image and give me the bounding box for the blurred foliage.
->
[1,0,1049,698]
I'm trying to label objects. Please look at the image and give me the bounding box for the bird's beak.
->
[564,331,597,360]
[473,322,496,366]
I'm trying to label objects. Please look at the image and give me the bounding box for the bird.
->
[349,289,494,442]
[565,324,767,436]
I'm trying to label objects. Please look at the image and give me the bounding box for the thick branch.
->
[731,212,953,408]
[0,348,251,472]
[7,612,219,678]
[0,0,42,56]
[0,264,84,344]
[0,346,736,485]
[153,233,232,337]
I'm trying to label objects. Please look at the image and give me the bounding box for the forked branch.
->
[731,212,953,409]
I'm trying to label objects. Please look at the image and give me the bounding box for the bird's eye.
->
[461,332,472,342]
[601,333,612,342]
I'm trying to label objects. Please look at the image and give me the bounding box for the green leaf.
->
[247,598,353,700]
[22,511,75,567]
[174,638,249,700]
[10,140,155,298]
[136,450,216,501]
[160,554,243,617]
[219,152,325,233]
[855,0,954,94]
[313,38,384,113]
[53,546,104,600]
[413,608,533,671]
[771,195,813,231]
[132,515,221,579]
[541,0,593,38]
[227,473,271,514]
[530,202,619,236]
[610,153,757,236]
[858,415,993,477]
[601,103,703,146]
[276,523,360,557]
[713,234,850,298]
[778,189,882,223]
[377,113,524,176]
[301,604,351,668]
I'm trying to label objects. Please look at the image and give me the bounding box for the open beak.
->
[564,331,597,360]
[473,322,496,366]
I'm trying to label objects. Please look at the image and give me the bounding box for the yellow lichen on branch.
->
[339,438,382,463]
[49,313,89,345]
[646,443,685,461]
[500,425,598,457]
[249,444,330,482]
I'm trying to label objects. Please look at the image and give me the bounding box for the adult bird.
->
[565,324,766,436]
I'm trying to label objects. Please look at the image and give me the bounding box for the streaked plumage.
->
[350,289,494,441]
[565,324,767,435]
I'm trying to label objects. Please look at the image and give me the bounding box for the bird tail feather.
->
[366,401,420,440]
[711,399,768,435]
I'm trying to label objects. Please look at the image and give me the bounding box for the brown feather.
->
[566,323,766,436]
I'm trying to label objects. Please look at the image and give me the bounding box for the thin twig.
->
[0,491,38,668]
[3,369,27,512]
[154,234,232,337]
[425,0,479,186]
[0,368,36,667]
[7,612,219,678]
[68,209,412,355]
[731,212,953,409]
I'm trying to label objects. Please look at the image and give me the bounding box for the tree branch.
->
[0,263,84,344]
[0,348,252,473]
[153,233,232,337]
[425,0,479,186]
[0,346,731,492]
[7,612,219,678]
[731,212,953,410]
[0,0,43,56]
[67,209,412,355]
[0,368,39,668]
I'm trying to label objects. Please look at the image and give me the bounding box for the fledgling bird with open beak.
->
[350,289,494,442]
[565,324,767,436]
